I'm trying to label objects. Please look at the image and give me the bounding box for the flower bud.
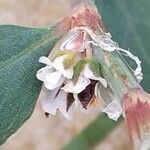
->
[123,88,150,141]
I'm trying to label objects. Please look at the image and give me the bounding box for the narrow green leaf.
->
[0,25,58,144]
[63,113,123,150]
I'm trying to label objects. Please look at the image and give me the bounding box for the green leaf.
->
[94,0,150,91]
[0,25,58,144]
[73,59,88,81]
[63,114,123,150]
[89,59,102,77]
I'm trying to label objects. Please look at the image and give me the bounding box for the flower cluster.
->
[36,24,108,119]
[36,4,150,144]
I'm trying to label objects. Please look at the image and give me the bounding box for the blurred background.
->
[0,0,132,149]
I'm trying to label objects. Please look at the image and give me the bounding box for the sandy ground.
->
[0,0,133,149]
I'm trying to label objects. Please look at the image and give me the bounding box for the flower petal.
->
[52,55,73,79]
[41,87,60,115]
[95,83,122,120]
[45,71,65,90]
[93,83,106,107]
[98,84,115,105]
[36,66,52,82]
[41,89,71,120]
[61,74,90,93]
[39,56,52,66]
[83,64,107,87]
[102,99,122,121]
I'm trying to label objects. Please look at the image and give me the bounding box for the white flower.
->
[52,55,73,79]
[36,48,121,121]
[62,64,107,94]
[36,16,123,121]
[36,36,121,121]
[60,63,107,110]
[36,55,74,120]
[61,74,91,93]
[36,55,73,90]
[41,87,72,120]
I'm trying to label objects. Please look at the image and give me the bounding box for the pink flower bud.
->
[123,87,150,141]
[71,8,105,31]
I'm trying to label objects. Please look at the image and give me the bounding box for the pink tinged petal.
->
[72,8,105,31]
[123,88,150,141]
[61,74,90,93]
[52,55,73,79]
[62,31,82,51]
[60,30,81,51]
[36,66,52,82]
[39,56,52,66]
[42,89,71,120]
[83,64,107,88]
[45,71,65,90]
[61,30,88,53]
